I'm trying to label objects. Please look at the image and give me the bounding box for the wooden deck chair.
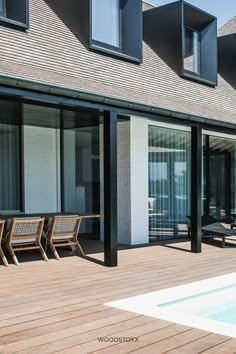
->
[5,217,48,265]
[46,216,83,260]
[0,220,8,267]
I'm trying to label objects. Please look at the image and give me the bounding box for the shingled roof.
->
[0,0,235,126]
[218,16,236,37]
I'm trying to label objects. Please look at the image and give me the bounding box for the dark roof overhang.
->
[0,74,235,130]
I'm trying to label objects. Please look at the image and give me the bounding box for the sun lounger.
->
[202,222,236,247]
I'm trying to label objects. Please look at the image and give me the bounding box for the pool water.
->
[106,273,236,338]
[158,284,236,326]
[208,305,236,324]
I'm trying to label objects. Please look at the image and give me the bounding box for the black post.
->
[103,111,118,267]
[204,135,210,216]
[225,152,231,224]
[191,126,202,253]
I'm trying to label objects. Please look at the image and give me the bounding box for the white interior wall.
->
[63,130,76,211]
[130,117,149,244]
[23,125,61,213]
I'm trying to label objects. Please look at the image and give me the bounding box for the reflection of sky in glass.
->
[149,162,167,181]
[92,0,120,47]
[149,161,186,180]
[175,161,186,176]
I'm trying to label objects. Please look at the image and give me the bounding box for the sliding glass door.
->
[61,110,101,237]
[0,123,21,211]
[203,134,236,222]
[0,101,21,212]
[148,125,191,241]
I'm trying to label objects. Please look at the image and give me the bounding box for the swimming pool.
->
[106,272,236,338]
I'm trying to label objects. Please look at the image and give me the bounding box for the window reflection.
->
[148,126,191,241]
[203,135,236,222]
[184,27,200,74]
[92,0,120,48]
[0,0,5,16]
[0,123,20,211]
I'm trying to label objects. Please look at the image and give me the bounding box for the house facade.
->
[0,0,236,266]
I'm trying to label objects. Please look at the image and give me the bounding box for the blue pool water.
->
[158,283,236,325]
[207,305,236,325]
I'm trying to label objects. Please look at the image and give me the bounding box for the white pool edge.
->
[105,272,236,338]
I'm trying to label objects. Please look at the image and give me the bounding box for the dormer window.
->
[90,0,142,63]
[92,0,121,49]
[0,0,29,29]
[182,3,217,85]
[184,27,201,75]
[143,1,217,86]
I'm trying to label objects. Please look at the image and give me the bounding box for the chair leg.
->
[7,245,19,266]
[67,241,76,255]
[39,244,49,262]
[222,236,225,248]
[75,240,85,257]
[48,241,60,260]
[0,248,9,267]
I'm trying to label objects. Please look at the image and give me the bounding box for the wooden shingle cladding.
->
[218,16,236,37]
[218,17,236,91]
[0,0,235,126]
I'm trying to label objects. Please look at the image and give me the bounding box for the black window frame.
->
[0,0,29,30]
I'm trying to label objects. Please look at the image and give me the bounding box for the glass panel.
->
[148,125,191,241]
[62,110,101,238]
[231,145,236,218]
[0,0,5,16]
[0,123,21,211]
[209,153,225,219]
[92,0,120,47]
[23,104,61,213]
[184,27,200,74]
[203,135,236,222]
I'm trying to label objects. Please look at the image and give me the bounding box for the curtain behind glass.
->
[184,27,200,74]
[92,0,120,47]
[0,124,20,211]
[148,125,190,241]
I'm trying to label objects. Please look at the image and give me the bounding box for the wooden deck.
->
[0,238,236,353]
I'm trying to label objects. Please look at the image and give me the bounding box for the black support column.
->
[204,135,210,216]
[191,126,202,253]
[103,111,118,267]
[225,152,231,224]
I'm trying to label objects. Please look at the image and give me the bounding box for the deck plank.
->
[201,338,236,353]
[129,328,211,354]
[0,240,235,353]
[164,333,231,353]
